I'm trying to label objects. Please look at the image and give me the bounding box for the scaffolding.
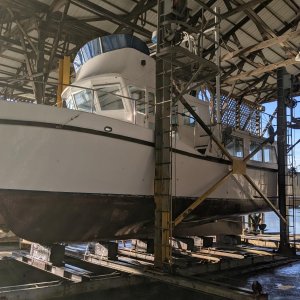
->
[277,67,298,254]
[286,75,300,249]
[154,0,288,268]
[154,0,218,268]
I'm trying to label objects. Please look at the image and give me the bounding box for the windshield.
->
[73,89,95,112]
[96,84,124,111]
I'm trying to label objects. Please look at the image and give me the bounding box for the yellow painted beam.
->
[56,56,70,108]
[154,197,172,268]
[56,58,63,108]
[174,171,233,227]
[62,56,70,89]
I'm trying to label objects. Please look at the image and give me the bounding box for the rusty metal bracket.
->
[232,159,247,175]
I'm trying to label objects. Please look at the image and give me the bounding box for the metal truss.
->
[0,0,298,106]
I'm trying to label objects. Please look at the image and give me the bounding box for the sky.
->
[263,96,300,170]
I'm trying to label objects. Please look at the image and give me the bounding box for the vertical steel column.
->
[36,23,46,104]
[277,67,290,253]
[214,7,221,126]
[255,111,261,136]
[236,101,241,130]
[154,0,172,268]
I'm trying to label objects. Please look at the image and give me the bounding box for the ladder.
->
[154,0,174,268]
[286,105,297,248]
[153,0,219,268]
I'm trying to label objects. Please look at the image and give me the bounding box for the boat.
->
[0,34,278,244]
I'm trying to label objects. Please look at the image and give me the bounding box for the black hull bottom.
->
[0,189,277,243]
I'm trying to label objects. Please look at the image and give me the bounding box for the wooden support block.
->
[201,236,214,248]
[30,243,65,266]
[94,242,118,260]
[216,235,241,246]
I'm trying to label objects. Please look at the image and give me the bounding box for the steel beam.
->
[114,0,157,34]
[203,0,272,58]
[177,92,233,161]
[154,0,172,269]
[174,171,233,226]
[35,23,46,103]
[222,29,300,62]
[225,58,300,84]
[6,8,38,55]
[44,1,70,84]
[215,7,221,125]
[72,0,152,39]
[276,67,292,254]
[194,0,219,16]
[221,0,267,19]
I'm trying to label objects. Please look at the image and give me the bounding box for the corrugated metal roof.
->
[0,0,298,103]
[265,0,296,22]
[87,21,118,33]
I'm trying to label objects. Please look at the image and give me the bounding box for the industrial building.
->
[0,0,299,299]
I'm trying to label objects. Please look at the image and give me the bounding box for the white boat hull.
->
[0,102,278,242]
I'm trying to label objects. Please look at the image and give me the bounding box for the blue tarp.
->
[73,34,150,73]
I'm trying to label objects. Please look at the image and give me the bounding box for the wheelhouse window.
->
[148,92,155,115]
[263,146,273,163]
[73,89,94,112]
[250,141,262,162]
[96,85,124,111]
[172,105,178,126]
[128,86,146,114]
[65,95,76,110]
[183,107,196,127]
[226,137,244,158]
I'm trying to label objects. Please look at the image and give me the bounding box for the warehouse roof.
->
[0,0,299,104]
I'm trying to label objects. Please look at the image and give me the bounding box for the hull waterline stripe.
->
[0,119,277,173]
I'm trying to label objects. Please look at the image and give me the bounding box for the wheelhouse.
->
[61,34,277,167]
[62,76,156,128]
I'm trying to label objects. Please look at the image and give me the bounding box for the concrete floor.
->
[0,253,223,300]
[0,242,299,299]
[0,258,64,287]
[55,282,223,300]
[216,260,300,300]
[239,261,300,299]
[55,261,300,300]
